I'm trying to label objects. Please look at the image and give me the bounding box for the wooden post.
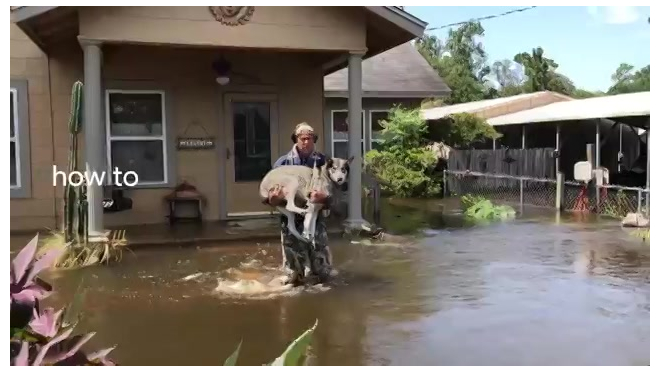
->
[556,172,565,211]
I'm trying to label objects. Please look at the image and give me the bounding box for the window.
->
[369,110,390,152]
[10,79,31,199]
[10,88,20,189]
[330,110,365,159]
[106,90,168,186]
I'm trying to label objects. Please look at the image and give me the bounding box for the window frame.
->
[10,79,31,199]
[104,89,169,187]
[329,109,366,158]
[10,87,20,189]
[368,109,390,152]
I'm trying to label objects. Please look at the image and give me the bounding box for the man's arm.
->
[272,155,288,168]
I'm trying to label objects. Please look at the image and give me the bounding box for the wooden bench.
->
[163,182,206,225]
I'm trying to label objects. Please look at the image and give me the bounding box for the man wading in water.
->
[266,123,334,286]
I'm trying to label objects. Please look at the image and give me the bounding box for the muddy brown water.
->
[17,199,650,366]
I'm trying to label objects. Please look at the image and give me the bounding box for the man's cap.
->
[294,122,315,136]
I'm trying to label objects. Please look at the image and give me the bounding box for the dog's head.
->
[325,156,353,186]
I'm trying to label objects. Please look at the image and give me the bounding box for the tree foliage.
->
[415,21,495,104]
[414,21,647,103]
[428,113,501,149]
[608,63,650,95]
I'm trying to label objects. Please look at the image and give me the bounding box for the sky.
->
[405,6,650,92]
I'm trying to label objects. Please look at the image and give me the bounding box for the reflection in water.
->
[32,198,649,366]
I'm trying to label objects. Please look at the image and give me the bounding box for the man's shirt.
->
[273,147,326,169]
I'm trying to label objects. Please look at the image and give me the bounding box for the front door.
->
[223,93,279,217]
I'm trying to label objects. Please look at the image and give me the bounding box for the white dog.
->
[259,157,353,242]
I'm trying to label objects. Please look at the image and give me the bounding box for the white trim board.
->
[330,109,366,157]
[10,87,21,190]
[104,89,169,187]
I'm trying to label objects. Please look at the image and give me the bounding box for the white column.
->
[81,39,105,239]
[346,51,365,228]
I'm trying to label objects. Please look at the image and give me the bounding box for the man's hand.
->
[267,185,286,207]
[310,190,328,205]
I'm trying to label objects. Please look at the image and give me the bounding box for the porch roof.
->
[324,42,451,98]
[11,6,428,73]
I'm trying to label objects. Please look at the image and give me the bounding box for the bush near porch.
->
[364,107,499,198]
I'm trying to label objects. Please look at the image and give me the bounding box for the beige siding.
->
[10,5,359,231]
[43,44,325,227]
[79,6,366,52]
[10,24,57,232]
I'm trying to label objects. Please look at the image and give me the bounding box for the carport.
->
[487,91,650,188]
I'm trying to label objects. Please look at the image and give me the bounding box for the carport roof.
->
[487,91,650,129]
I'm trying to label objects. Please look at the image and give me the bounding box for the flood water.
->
[33,199,649,366]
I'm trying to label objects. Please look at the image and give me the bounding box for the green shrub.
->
[364,107,442,198]
[460,194,516,220]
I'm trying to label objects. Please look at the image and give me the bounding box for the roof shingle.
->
[324,42,450,98]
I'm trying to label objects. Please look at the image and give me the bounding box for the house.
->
[9,6,429,234]
[323,42,450,157]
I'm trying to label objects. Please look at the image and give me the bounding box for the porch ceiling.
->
[11,6,426,73]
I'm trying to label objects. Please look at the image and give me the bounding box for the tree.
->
[491,59,524,89]
[415,34,443,64]
[608,63,650,94]
[547,72,576,96]
[489,59,525,97]
[415,21,494,104]
[572,89,606,99]
[513,47,557,92]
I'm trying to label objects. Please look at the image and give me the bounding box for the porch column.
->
[346,51,365,228]
[81,39,105,239]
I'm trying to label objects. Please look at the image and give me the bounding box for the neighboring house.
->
[323,42,450,158]
[10,6,429,233]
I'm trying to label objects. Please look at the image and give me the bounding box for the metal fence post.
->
[443,169,448,198]
[556,172,565,211]
[637,189,642,214]
[519,178,524,210]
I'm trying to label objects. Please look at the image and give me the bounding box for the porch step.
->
[121,223,345,249]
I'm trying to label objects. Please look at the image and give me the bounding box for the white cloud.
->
[588,6,641,25]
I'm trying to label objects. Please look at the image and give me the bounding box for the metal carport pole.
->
[595,120,601,168]
[555,123,560,175]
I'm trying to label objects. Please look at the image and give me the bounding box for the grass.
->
[630,228,650,242]
[38,229,130,269]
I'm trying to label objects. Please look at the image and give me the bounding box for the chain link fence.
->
[445,170,649,218]
[565,181,650,218]
[444,170,557,209]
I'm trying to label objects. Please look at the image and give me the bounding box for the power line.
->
[426,6,538,31]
